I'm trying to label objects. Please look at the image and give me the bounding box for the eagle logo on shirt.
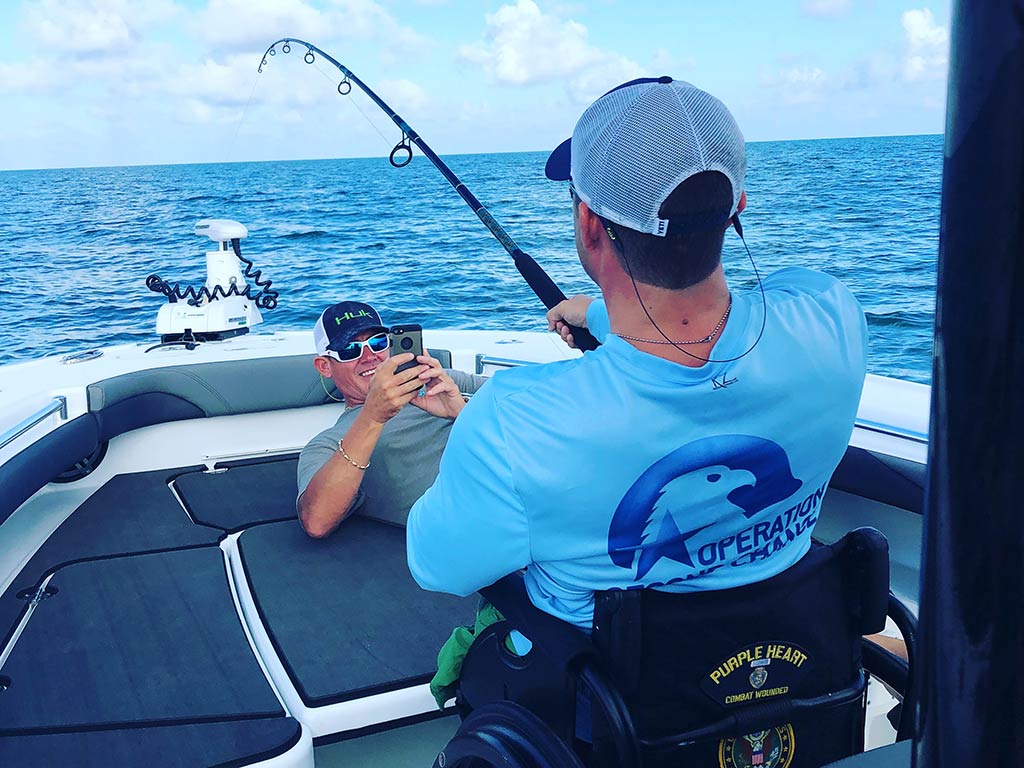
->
[607,435,802,581]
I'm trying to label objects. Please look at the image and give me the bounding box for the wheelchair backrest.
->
[590,527,889,767]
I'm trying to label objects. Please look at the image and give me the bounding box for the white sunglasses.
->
[322,332,391,362]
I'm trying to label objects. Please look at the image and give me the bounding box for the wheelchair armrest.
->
[862,593,915,691]
[885,593,917,663]
[861,640,907,693]
[480,573,598,673]
[886,593,918,742]
[860,592,917,743]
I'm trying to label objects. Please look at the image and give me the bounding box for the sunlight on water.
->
[0,136,940,383]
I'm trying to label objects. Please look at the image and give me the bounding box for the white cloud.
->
[376,79,428,112]
[4,0,427,114]
[182,0,431,118]
[72,57,161,97]
[23,0,184,56]
[459,0,641,96]
[902,8,949,82]
[192,0,428,62]
[650,48,674,74]
[762,66,829,105]
[327,0,427,51]
[170,57,263,108]
[185,99,215,123]
[648,49,696,77]
[800,0,851,18]
[567,58,645,104]
[159,53,330,126]
[0,39,176,98]
[0,60,61,94]
[193,0,425,55]
[194,0,333,52]
[9,2,189,100]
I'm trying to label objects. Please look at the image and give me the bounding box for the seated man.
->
[297,301,488,537]
[406,78,868,632]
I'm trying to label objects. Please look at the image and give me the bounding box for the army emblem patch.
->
[749,664,768,690]
[719,724,795,768]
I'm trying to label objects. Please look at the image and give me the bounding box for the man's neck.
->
[341,392,365,408]
[603,267,732,367]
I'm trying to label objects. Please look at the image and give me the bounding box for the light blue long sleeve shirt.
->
[407,268,868,631]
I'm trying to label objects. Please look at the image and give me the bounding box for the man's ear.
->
[577,201,610,254]
[313,356,333,377]
[736,190,747,215]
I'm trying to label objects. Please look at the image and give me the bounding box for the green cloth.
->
[430,602,509,709]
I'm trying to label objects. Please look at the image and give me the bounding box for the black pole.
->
[915,1,1024,765]
[259,38,599,352]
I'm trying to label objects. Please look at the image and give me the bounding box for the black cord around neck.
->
[616,217,767,365]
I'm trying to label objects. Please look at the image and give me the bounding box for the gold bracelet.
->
[338,440,370,471]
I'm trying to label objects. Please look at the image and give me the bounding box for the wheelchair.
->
[434,527,916,768]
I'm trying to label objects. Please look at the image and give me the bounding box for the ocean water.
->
[0,135,941,383]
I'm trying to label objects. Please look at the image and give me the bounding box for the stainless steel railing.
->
[0,397,68,452]
[475,354,531,375]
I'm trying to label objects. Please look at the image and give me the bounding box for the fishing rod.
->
[257,38,599,352]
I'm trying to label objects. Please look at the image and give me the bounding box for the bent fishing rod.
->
[258,38,599,352]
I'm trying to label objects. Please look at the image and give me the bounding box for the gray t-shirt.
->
[297,370,488,526]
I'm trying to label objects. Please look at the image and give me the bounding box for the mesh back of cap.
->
[313,312,329,354]
[571,80,745,236]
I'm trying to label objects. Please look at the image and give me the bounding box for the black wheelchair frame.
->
[434,528,917,768]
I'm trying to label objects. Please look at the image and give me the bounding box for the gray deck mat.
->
[0,467,220,649]
[238,517,477,706]
[0,717,302,768]
[0,547,284,732]
[174,456,299,531]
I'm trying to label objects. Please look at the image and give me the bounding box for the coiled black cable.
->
[146,238,279,310]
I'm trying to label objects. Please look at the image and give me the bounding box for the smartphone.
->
[389,324,424,374]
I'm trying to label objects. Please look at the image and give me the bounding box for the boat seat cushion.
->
[85,348,453,440]
[238,517,476,706]
[86,354,327,433]
[830,446,925,514]
[0,414,100,529]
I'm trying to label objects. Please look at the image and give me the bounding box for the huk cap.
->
[313,301,388,355]
[545,77,746,236]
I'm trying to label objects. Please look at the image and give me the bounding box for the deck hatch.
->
[0,546,283,732]
[174,455,300,531]
[0,467,219,650]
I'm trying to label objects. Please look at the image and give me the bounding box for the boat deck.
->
[0,456,475,767]
[0,334,927,766]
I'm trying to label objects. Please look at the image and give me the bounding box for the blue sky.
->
[0,0,951,170]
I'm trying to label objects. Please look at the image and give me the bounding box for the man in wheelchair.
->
[406,78,894,766]
[446,527,912,768]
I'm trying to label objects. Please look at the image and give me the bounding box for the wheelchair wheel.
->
[432,701,585,768]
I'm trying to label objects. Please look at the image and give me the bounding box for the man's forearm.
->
[298,412,385,538]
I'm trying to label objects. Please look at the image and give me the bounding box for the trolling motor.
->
[147,219,279,348]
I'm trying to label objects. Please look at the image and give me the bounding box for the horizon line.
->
[0,132,943,174]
